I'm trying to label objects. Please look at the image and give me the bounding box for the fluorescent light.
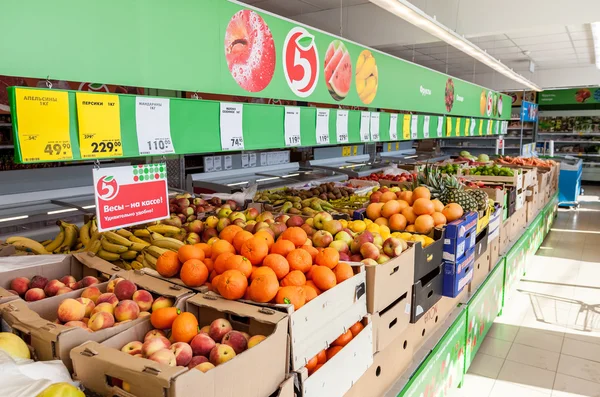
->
[83,205,96,209]
[227,181,248,186]
[370,0,542,91]
[47,205,96,215]
[282,173,300,178]
[256,177,280,182]
[592,22,600,69]
[0,215,29,223]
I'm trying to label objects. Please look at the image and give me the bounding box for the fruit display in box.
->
[8,274,101,302]
[467,164,514,177]
[357,172,414,183]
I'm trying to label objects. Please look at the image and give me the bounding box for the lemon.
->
[412,235,426,244]
[391,232,402,238]
[379,225,391,239]
[0,332,30,360]
[367,224,380,234]
[340,219,348,229]
[352,220,367,233]
[364,219,373,226]
[400,232,413,240]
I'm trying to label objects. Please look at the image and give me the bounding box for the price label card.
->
[316,109,330,144]
[495,121,500,135]
[205,156,214,172]
[389,114,398,140]
[411,115,418,139]
[446,117,453,136]
[342,146,350,156]
[437,116,443,137]
[402,114,411,139]
[224,155,233,170]
[15,88,73,162]
[470,118,476,136]
[360,112,371,142]
[214,156,222,171]
[423,116,430,138]
[284,106,301,147]
[455,118,461,136]
[220,102,244,150]
[249,153,256,167]
[136,97,174,155]
[353,146,358,155]
[76,93,122,159]
[479,120,483,136]
[486,120,491,135]
[336,110,349,143]
[464,118,470,136]
[241,153,249,168]
[370,112,380,141]
[260,152,267,166]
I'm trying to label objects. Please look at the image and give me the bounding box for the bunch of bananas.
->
[130,225,184,271]
[7,220,83,255]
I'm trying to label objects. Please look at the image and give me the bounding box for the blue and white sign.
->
[521,101,538,122]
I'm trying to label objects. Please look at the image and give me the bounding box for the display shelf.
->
[441,145,520,149]
[538,132,600,136]
[538,140,600,143]
[0,123,12,127]
[553,153,600,157]
[0,144,14,149]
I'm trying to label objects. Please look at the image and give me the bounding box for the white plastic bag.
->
[200,183,258,207]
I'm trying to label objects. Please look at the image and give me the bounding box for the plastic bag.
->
[200,184,258,207]
[380,164,411,176]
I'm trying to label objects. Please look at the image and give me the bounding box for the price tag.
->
[423,116,430,139]
[495,121,500,135]
[446,117,453,136]
[224,155,232,170]
[315,109,330,144]
[220,102,244,150]
[464,118,470,136]
[410,115,418,139]
[395,142,399,150]
[249,153,256,167]
[455,118,461,136]
[284,106,301,147]
[336,110,349,143]
[353,146,358,155]
[76,93,122,159]
[370,112,380,141]
[342,146,350,156]
[479,120,483,136]
[389,114,398,140]
[437,117,443,137]
[402,114,411,139]
[205,157,214,172]
[214,156,222,171]
[241,153,249,168]
[15,88,73,162]
[360,112,371,142]
[470,119,476,136]
[486,120,491,135]
[260,152,267,166]
[136,97,174,155]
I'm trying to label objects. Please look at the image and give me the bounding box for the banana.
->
[136,254,145,263]
[362,91,377,106]
[147,225,181,235]
[9,238,49,255]
[116,229,133,238]
[360,75,378,101]
[129,242,148,252]
[79,221,91,247]
[120,250,138,260]
[356,54,376,81]
[146,245,169,258]
[131,261,144,270]
[74,242,83,250]
[152,237,184,251]
[129,235,150,246]
[41,240,52,246]
[134,229,151,238]
[149,232,165,241]
[356,52,366,74]
[101,238,128,254]
[55,221,78,253]
[104,231,133,247]
[97,249,121,261]
[44,225,66,252]
[143,252,158,268]
[356,77,366,96]
[87,239,102,254]
[90,219,98,235]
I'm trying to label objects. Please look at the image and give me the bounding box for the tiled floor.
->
[452,185,600,397]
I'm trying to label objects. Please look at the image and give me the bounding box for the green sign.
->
[539,88,600,105]
[1,0,510,120]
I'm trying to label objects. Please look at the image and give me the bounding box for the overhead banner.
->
[539,87,600,105]
[0,0,510,120]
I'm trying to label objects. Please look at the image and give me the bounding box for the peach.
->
[68,282,79,290]
[81,276,99,287]
[10,277,30,295]
[209,318,232,343]
[170,342,193,366]
[190,333,216,357]
[88,311,115,331]
[44,279,65,297]
[76,297,95,317]
[24,288,46,302]
[199,325,210,335]
[30,275,48,290]
[60,275,76,286]
[82,317,90,326]
[360,242,380,260]
[57,298,85,323]
[121,341,143,355]
[142,336,171,357]
[106,277,124,293]
[209,344,236,366]
[149,349,176,366]
[139,311,151,318]
[195,362,215,372]
[144,329,167,342]
[96,293,118,307]
[80,286,101,303]
[222,331,248,354]
[240,332,251,342]
[56,287,73,295]
[248,335,267,349]
[132,290,154,312]
[188,355,208,369]
[93,303,116,318]
[151,296,173,312]
[64,320,89,330]
[114,300,140,322]
[114,280,137,301]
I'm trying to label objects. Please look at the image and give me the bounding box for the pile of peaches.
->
[8,274,103,302]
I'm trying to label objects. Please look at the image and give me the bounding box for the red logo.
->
[283,27,319,97]
[96,175,119,201]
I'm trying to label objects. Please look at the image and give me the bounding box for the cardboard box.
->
[442,212,477,263]
[476,205,491,235]
[487,205,502,243]
[463,168,522,190]
[515,189,526,210]
[469,245,490,293]
[410,265,443,324]
[371,290,411,354]
[499,219,510,256]
[474,226,489,260]
[508,209,524,242]
[71,294,289,397]
[526,200,537,223]
[1,270,193,371]
[474,185,505,204]
[411,228,444,283]
[296,316,372,397]
[442,247,474,297]
[488,238,500,271]
[526,184,538,203]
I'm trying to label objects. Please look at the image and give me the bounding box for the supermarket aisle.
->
[453,186,600,397]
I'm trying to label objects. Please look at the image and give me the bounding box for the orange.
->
[305,280,322,295]
[412,186,431,201]
[381,200,401,218]
[401,206,417,224]
[389,213,407,231]
[314,364,324,373]
[300,245,319,261]
[316,349,327,364]
[203,258,214,273]
[254,230,275,248]
[241,237,269,265]
[305,265,318,280]
[333,263,354,283]
[171,312,198,343]
[306,355,318,375]
[312,266,337,291]
[374,217,389,226]
[270,239,295,257]
[217,270,248,300]
[232,230,253,253]
[405,225,416,232]
[214,252,235,275]
[194,243,212,259]
[332,330,353,347]
[219,225,243,244]
[250,266,276,282]
[286,249,313,273]
[156,251,181,278]
[280,270,306,287]
[276,286,306,310]
[414,214,435,234]
[211,239,236,261]
[223,255,253,278]
[178,245,205,263]
[349,321,364,337]
[398,191,413,205]
[280,227,308,247]
[431,199,444,212]
[303,284,319,302]
[262,253,290,280]
[247,269,279,303]
[150,307,180,330]
[315,247,339,269]
[180,259,209,287]
[431,212,447,226]
[396,200,410,211]
[326,346,343,360]
[442,203,464,222]
[380,191,397,203]
[412,198,435,216]
[366,203,384,221]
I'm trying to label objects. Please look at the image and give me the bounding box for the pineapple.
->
[467,189,489,211]
[415,164,478,212]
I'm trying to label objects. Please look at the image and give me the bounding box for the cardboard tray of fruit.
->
[461,166,522,190]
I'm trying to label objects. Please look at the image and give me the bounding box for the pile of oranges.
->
[156,225,355,311]
[365,187,463,234]
[304,321,364,376]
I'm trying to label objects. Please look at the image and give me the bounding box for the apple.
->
[274,214,289,224]
[269,223,287,239]
[204,216,218,229]
[312,230,333,248]
[255,211,273,223]
[360,242,380,260]
[202,228,218,243]
[383,237,407,257]
[377,254,391,264]
[209,318,232,343]
[361,258,379,266]
[286,215,304,227]
[329,240,349,254]
[222,331,248,354]
[313,212,333,230]
[209,344,236,366]
[350,231,374,254]
[373,233,383,248]
[186,220,204,235]
[217,208,232,220]
[190,332,216,357]
[232,219,246,228]
[121,341,143,355]
[244,208,259,221]
[254,221,269,232]
[217,218,231,232]
[229,212,246,223]
[199,325,211,335]
[335,231,353,245]
[301,223,316,237]
[339,252,351,261]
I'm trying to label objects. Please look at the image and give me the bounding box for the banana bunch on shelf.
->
[131,225,185,271]
[8,220,83,255]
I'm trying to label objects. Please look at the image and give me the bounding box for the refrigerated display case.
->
[308,155,390,178]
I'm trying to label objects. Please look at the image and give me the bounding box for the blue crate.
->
[442,246,475,297]
[442,211,477,262]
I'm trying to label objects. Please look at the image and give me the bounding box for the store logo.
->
[96,175,119,201]
[486,91,493,116]
[419,85,432,96]
[283,27,319,97]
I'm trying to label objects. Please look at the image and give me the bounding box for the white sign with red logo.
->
[283,27,319,97]
[93,164,169,232]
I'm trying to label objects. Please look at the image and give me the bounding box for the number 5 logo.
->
[283,27,319,98]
